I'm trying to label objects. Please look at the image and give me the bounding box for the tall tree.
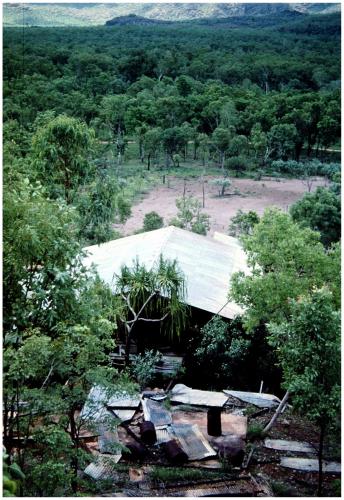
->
[290,187,341,247]
[268,289,340,496]
[230,208,340,331]
[32,115,94,202]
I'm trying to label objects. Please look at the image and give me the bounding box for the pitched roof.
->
[83,226,249,319]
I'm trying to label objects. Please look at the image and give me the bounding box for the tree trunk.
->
[263,390,290,435]
[221,152,225,170]
[317,421,326,496]
[193,142,198,160]
[69,409,79,494]
[140,142,145,163]
[125,327,133,367]
[147,153,151,171]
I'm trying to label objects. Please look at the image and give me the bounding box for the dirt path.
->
[115,176,328,237]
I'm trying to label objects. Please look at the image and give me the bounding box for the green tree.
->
[161,127,187,169]
[268,289,340,496]
[194,316,251,386]
[250,123,267,163]
[230,208,340,331]
[267,123,297,160]
[290,187,341,247]
[99,94,129,164]
[115,256,187,365]
[32,115,94,202]
[3,176,124,495]
[143,127,162,170]
[211,127,234,169]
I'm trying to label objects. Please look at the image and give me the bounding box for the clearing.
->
[115,175,328,237]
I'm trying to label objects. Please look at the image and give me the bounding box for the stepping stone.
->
[280,457,341,474]
[264,439,315,454]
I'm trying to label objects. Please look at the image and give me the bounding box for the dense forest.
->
[3,9,341,497]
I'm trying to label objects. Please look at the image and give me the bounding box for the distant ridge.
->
[105,14,171,27]
[3,3,341,27]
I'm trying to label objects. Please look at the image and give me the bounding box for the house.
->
[83,225,249,321]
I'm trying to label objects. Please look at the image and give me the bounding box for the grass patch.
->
[270,480,297,497]
[246,423,265,441]
[149,466,225,484]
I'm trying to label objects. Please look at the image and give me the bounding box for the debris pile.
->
[78,383,341,495]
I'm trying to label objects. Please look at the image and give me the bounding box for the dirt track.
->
[115,176,328,237]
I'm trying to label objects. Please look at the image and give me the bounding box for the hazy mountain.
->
[3,3,341,27]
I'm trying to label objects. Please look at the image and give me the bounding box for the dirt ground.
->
[116,176,328,237]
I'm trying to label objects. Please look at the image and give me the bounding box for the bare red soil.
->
[116,176,328,237]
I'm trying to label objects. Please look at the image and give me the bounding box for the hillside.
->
[3,2,341,27]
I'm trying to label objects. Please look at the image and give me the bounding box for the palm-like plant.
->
[115,255,188,365]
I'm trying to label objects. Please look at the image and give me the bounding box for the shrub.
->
[171,196,210,236]
[130,350,162,388]
[142,211,164,232]
[228,210,260,237]
[194,316,250,385]
[210,178,232,197]
[225,155,248,173]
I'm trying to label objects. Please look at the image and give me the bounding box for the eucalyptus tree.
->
[32,115,94,203]
[268,289,340,496]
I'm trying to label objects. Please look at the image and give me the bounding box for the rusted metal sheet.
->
[171,384,228,407]
[224,390,280,408]
[84,453,121,480]
[172,408,247,440]
[280,457,341,474]
[171,424,217,461]
[264,439,315,454]
[142,398,172,428]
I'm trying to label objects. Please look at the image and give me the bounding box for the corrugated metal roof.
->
[83,226,248,319]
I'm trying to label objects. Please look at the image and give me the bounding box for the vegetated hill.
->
[106,14,171,27]
[3,2,341,27]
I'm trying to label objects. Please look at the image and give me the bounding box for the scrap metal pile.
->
[78,383,284,496]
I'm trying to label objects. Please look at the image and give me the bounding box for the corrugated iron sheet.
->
[141,398,172,428]
[98,425,120,455]
[171,424,216,461]
[223,390,280,408]
[84,454,121,480]
[110,408,136,423]
[155,428,171,445]
[171,384,229,407]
